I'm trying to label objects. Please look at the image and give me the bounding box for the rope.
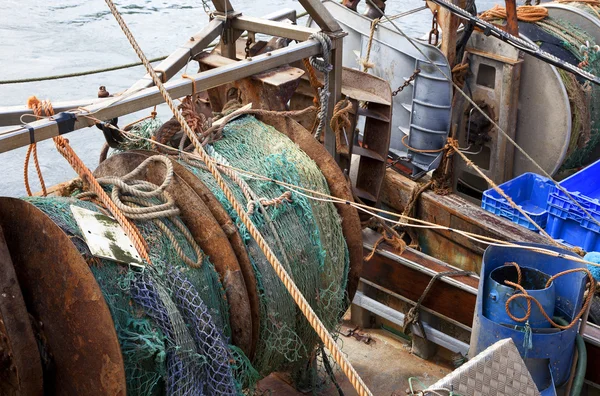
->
[403,270,472,339]
[24,98,54,197]
[308,32,333,141]
[102,1,372,394]
[448,140,561,246]
[246,191,293,216]
[503,262,596,330]
[78,155,203,268]
[93,120,600,269]
[330,99,353,155]
[0,56,168,85]
[479,5,549,22]
[361,18,380,72]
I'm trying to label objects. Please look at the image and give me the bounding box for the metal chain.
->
[428,10,440,46]
[392,69,421,96]
[244,37,252,59]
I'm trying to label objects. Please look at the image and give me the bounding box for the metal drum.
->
[483,265,556,329]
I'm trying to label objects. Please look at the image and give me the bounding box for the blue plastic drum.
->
[483,265,556,329]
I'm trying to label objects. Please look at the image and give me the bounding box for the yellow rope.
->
[102,1,373,395]
[479,5,549,22]
[361,18,380,72]
[88,118,600,268]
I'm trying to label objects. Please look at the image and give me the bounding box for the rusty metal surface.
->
[197,52,304,112]
[130,149,260,360]
[0,225,43,396]
[0,197,126,395]
[94,152,254,357]
[255,113,363,302]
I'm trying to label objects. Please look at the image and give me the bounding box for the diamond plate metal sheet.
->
[427,339,540,396]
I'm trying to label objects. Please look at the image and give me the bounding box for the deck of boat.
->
[258,315,454,395]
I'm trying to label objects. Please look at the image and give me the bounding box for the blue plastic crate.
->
[481,173,552,231]
[546,211,600,252]
[547,194,600,231]
[551,158,600,213]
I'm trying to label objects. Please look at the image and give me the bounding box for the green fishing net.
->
[178,115,349,380]
[23,114,349,394]
[25,196,254,395]
[536,17,600,170]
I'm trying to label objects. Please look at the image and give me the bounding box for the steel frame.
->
[0,0,345,156]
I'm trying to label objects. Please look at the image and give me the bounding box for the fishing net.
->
[177,115,350,383]
[25,196,253,395]
[534,16,600,171]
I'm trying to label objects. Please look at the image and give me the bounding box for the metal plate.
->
[0,197,126,395]
[0,225,43,396]
[71,205,143,267]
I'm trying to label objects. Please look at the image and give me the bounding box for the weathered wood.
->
[0,40,323,153]
[381,169,548,270]
[504,0,519,35]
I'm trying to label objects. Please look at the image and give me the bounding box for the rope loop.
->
[503,262,596,330]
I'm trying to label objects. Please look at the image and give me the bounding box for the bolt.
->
[247,57,252,61]
[190,36,195,41]
[266,52,272,57]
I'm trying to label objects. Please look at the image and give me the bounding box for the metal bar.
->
[363,229,480,295]
[232,16,320,41]
[297,0,342,32]
[353,291,470,355]
[325,41,344,157]
[211,0,233,13]
[0,40,322,154]
[124,19,223,93]
[360,278,473,332]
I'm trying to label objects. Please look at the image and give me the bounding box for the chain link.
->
[392,69,421,96]
[244,37,252,59]
[428,10,439,46]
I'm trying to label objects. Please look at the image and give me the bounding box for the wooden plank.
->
[362,244,477,327]
[297,0,342,32]
[504,0,519,36]
[211,0,233,13]
[232,15,320,42]
[0,40,322,154]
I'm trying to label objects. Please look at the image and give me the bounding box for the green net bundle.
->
[178,115,350,380]
[24,113,350,394]
[535,15,600,171]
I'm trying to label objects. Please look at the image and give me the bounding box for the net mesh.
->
[179,115,349,380]
[536,16,600,171]
[25,197,248,395]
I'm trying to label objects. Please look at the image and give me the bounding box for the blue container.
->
[545,207,600,252]
[547,193,600,227]
[551,158,600,213]
[483,265,556,329]
[470,243,588,393]
[482,173,552,231]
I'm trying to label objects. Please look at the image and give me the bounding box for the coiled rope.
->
[503,262,596,330]
[479,5,549,22]
[101,1,372,394]
[77,155,204,268]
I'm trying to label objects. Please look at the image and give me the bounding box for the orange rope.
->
[26,96,152,265]
[504,263,595,330]
[479,5,549,22]
[24,97,50,196]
